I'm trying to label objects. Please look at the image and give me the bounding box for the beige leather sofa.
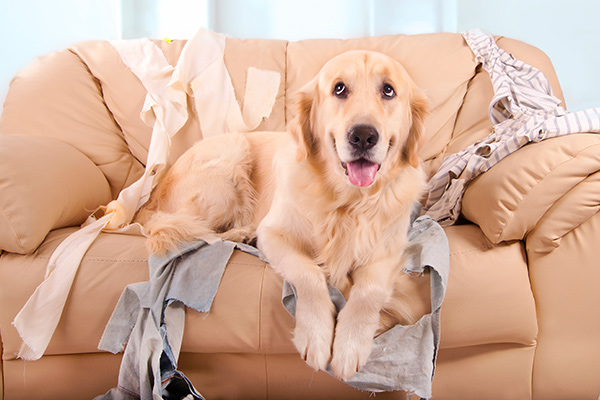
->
[1,32,599,400]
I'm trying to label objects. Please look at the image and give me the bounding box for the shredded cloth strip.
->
[425,28,600,225]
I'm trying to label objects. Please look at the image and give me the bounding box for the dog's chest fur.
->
[267,144,425,295]
[305,176,416,292]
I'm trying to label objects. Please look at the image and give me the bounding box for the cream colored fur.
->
[135,50,431,381]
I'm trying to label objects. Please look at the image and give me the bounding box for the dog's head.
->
[290,50,428,188]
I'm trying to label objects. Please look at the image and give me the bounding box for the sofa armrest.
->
[0,134,112,254]
[461,133,600,251]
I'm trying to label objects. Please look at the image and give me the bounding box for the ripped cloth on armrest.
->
[425,28,600,226]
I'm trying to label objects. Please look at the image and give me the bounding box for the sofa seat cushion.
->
[1,223,537,363]
[0,228,149,358]
[0,227,296,360]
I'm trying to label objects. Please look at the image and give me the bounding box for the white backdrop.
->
[1,0,599,113]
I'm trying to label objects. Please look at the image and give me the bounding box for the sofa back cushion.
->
[2,33,564,192]
[0,32,566,254]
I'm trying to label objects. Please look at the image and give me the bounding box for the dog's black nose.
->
[348,125,379,151]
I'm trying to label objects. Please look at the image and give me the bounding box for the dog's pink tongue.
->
[347,159,378,187]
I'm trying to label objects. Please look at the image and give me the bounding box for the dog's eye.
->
[382,84,396,99]
[333,82,348,98]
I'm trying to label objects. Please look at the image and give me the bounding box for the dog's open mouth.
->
[341,159,381,187]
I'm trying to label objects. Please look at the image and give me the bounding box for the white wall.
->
[456,0,600,111]
[121,0,208,40]
[209,0,371,40]
[208,0,456,40]
[1,0,600,113]
[0,0,121,112]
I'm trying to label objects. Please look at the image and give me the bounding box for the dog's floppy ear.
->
[289,79,317,162]
[403,88,429,168]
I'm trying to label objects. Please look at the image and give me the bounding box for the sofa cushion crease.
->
[439,225,537,349]
[527,170,600,253]
[527,213,600,400]
[68,41,156,166]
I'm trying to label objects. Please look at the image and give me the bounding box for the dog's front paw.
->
[330,323,374,381]
[293,305,335,371]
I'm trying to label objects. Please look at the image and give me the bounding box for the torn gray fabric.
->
[282,204,449,399]
[95,206,447,399]
[95,240,262,400]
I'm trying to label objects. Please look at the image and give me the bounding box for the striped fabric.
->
[424,28,600,226]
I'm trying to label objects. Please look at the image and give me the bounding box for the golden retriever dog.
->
[135,50,430,381]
